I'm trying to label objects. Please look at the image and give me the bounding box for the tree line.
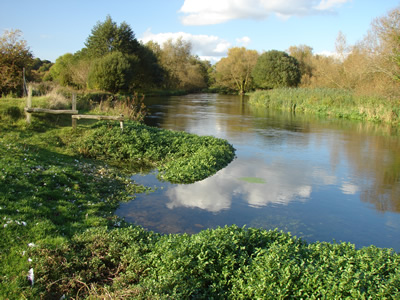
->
[1,7,400,99]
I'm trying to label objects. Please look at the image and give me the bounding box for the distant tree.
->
[252,50,301,89]
[0,29,33,96]
[361,6,400,97]
[214,47,259,94]
[287,45,314,86]
[133,43,165,89]
[84,15,140,58]
[46,53,75,86]
[30,58,53,82]
[157,38,208,91]
[88,51,134,93]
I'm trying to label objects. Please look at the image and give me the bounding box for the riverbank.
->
[0,95,399,298]
[249,88,400,125]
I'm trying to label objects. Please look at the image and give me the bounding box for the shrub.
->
[88,52,136,93]
[252,50,301,89]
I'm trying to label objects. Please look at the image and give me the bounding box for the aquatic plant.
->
[74,121,236,183]
[249,88,400,125]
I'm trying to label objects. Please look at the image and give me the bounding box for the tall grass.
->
[249,88,400,125]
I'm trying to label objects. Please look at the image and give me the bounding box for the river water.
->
[116,93,400,251]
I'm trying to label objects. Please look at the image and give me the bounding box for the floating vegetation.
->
[239,177,266,184]
[74,121,236,184]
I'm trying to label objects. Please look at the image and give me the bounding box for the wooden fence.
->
[24,85,125,130]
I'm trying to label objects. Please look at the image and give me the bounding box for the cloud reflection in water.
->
[165,156,313,212]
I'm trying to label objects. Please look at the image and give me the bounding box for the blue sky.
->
[1,0,399,63]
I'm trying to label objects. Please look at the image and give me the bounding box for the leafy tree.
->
[88,51,135,93]
[287,45,314,86]
[84,15,139,58]
[214,47,259,94]
[133,43,165,90]
[360,6,400,97]
[0,29,33,96]
[252,50,301,89]
[46,53,75,86]
[156,38,208,91]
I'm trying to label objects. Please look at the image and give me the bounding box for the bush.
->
[88,51,136,93]
[252,50,301,89]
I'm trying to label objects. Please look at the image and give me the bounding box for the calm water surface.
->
[116,94,400,251]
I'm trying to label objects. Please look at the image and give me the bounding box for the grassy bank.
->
[1,96,399,299]
[249,88,400,125]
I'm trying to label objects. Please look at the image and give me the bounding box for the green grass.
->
[249,88,400,125]
[0,95,399,299]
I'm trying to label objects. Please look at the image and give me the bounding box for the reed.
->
[249,88,400,125]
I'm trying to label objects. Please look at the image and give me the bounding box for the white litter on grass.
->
[28,243,36,248]
[27,268,34,286]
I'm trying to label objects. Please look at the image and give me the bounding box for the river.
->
[116,93,400,251]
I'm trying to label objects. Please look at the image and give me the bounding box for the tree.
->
[46,53,75,86]
[84,15,139,58]
[156,38,208,91]
[252,50,301,89]
[88,51,134,93]
[214,47,259,94]
[287,45,314,86]
[360,6,400,97]
[0,29,33,96]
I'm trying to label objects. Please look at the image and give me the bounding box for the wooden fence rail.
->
[25,85,124,130]
[72,114,124,130]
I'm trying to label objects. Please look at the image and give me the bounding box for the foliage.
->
[249,88,400,125]
[84,15,140,58]
[252,50,301,89]
[30,226,400,299]
[73,121,236,183]
[46,16,164,93]
[46,53,76,87]
[155,38,208,91]
[88,51,135,93]
[287,45,314,85]
[0,29,33,97]
[214,47,259,94]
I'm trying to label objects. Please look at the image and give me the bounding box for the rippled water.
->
[116,94,400,251]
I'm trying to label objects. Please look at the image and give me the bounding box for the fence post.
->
[26,85,32,124]
[72,93,77,129]
[120,114,124,132]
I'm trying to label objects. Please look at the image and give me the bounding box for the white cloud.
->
[179,0,351,25]
[140,29,232,62]
[236,36,251,46]
[315,0,351,11]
